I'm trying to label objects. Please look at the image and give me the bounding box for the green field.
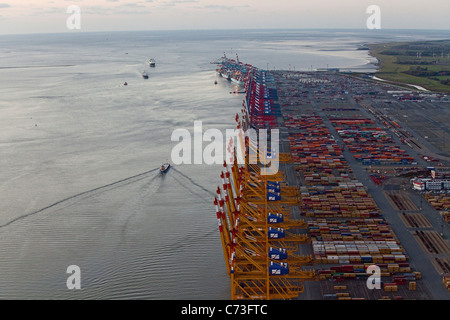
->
[368,40,450,92]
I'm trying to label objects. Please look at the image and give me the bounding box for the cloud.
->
[203,5,234,11]
[73,1,151,15]
[155,0,198,6]
[193,3,250,12]
[118,2,148,10]
[113,2,151,15]
[163,0,198,2]
[120,3,145,7]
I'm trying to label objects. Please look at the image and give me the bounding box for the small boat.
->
[142,71,149,79]
[124,82,128,86]
[160,163,170,174]
[148,59,156,67]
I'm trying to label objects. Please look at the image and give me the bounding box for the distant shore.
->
[367,40,450,93]
[371,75,429,92]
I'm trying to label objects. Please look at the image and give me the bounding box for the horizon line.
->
[1,27,450,37]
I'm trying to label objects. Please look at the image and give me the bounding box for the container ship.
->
[216,54,252,86]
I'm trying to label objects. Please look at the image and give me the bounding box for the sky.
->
[0,0,449,34]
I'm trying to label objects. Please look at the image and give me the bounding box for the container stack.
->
[300,186,380,218]
[309,218,407,264]
[444,276,450,291]
[329,117,414,165]
[245,70,281,129]
[271,71,429,299]
[286,114,346,169]
[424,193,450,223]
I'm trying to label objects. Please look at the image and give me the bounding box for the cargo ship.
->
[216,54,252,86]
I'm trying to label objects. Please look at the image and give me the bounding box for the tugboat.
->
[160,162,171,174]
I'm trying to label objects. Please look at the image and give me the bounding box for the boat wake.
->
[171,167,216,197]
[118,172,164,238]
[0,65,76,70]
[171,174,210,203]
[0,167,160,229]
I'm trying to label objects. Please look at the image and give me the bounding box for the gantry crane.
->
[214,110,316,300]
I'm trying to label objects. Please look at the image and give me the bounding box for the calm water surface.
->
[0,29,448,299]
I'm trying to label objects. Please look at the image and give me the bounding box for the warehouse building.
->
[411,178,450,191]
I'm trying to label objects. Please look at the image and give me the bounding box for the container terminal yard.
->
[213,56,450,300]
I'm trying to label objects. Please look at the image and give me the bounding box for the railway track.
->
[400,212,433,229]
[414,230,450,255]
[434,257,450,274]
[385,191,418,211]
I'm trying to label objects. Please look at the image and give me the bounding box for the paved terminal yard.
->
[272,70,450,300]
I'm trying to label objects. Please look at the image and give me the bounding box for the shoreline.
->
[366,40,450,93]
[371,75,429,92]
